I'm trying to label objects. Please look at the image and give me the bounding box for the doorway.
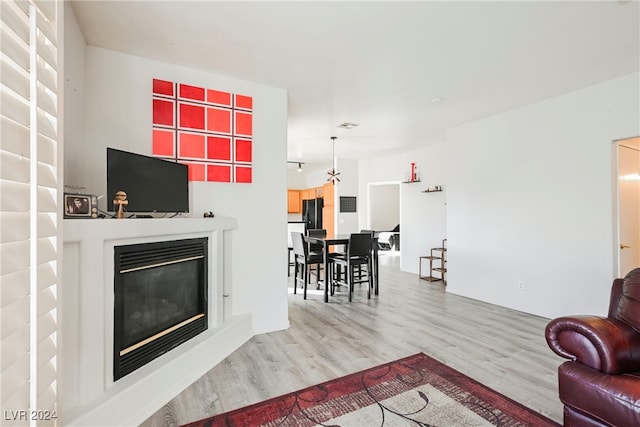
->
[615,137,640,277]
[367,182,401,253]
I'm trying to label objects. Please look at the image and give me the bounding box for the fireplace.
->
[113,237,208,380]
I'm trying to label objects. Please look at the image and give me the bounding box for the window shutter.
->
[1,0,59,418]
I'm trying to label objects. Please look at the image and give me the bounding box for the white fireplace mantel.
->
[61,217,253,426]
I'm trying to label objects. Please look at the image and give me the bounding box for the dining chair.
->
[306,228,327,288]
[287,222,305,277]
[291,232,323,299]
[328,233,373,301]
[306,228,326,254]
[357,230,375,278]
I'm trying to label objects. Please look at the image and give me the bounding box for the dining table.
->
[304,233,379,302]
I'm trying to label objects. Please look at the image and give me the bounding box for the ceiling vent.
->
[337,122,359,130]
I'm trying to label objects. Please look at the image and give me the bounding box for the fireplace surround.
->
[61,217,253,426]
[113,238,208,380]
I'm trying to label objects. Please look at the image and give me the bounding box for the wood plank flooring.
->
[141,252,564,426]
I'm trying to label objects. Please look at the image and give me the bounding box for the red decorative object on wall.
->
[152,78,253,183]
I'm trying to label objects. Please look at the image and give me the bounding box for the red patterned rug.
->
[182,352,559,427]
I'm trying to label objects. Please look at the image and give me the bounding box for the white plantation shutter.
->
[1,0,59,423]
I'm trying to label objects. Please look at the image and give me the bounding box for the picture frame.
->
[64,193,97,219]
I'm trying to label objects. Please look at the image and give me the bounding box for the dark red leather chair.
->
[545,267,640,426]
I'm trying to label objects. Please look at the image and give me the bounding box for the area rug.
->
[182,352,560,427]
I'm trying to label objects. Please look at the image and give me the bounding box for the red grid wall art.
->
[152,79,253,183]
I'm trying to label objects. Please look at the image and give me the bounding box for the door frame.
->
[366,180,401,250]
[612,136,640,277]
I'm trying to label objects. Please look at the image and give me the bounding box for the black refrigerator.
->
[302,198,323,230]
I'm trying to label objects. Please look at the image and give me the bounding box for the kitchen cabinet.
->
[289,185,334,232]
[322,183,334,206]
[323,205,334,236]
[301,189,315,201]
[322,183,335,236]
[287,190,301,213]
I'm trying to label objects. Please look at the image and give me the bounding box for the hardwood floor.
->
[141,251,564,426]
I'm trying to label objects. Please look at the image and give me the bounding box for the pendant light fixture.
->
[327,136,340,184]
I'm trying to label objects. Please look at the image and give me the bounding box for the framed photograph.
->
[64,193,96,218]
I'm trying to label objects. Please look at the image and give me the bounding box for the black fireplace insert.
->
[113,237,208,380]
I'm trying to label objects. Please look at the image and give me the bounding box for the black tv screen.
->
[107,148,189,214]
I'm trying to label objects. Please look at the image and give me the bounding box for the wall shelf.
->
[422,185,443,193]
[402,180,422,184]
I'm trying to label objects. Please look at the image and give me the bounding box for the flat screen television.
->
[107,148,189,214]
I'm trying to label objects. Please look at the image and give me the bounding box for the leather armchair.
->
[545,267,640,426]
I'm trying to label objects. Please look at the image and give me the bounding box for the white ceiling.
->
[69,1,640,171]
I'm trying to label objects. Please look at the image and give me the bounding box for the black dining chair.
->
[291,232,323,299]
[306,229,327,288]
[306,228,326,253]
[328,233,373,301]
[353,229,376,280]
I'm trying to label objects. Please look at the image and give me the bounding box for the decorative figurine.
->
[113,190,128,219]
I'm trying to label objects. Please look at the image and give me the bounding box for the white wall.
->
[287,168,308,189]
[335,158,359,234]
[63,1,86,189]
[445,73,640,319]
[64,44,289,335]
[304,164,333,189]
[287,163,332,191]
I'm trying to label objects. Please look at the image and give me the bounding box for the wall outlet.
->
[518,281,525,290]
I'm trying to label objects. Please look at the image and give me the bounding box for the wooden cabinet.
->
[288,187,320,213]
[322,183,334,206]
[323,205,334,236]
[299,186,326,201]
[287,190,301,213]
[287,184,334,217]
[300,189,315,201]
[289,185,334,224]
[322,183,335,236]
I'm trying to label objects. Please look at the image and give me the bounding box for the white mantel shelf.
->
[61,216,253,426]
[63,216,238,241]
